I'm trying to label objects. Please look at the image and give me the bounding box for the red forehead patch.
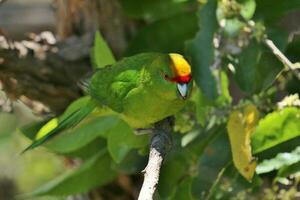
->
[165,74,192,84]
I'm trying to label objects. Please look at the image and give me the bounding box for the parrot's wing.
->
[89,53,163,113]
[21,101,96,153]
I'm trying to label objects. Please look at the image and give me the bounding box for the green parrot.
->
[22,52,192,153]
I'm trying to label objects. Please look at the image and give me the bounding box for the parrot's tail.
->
[21,101,96,154]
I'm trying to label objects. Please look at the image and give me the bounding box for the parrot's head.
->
[165,53,192,99]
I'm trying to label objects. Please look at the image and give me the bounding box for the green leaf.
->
[116,150,148,174]
[20,120,49,140]
[238,0,256,20]
[277,161,300,178]
[61,96,91,119]
[119,0,196,21]
[256,0,300,23]
[92,31,116,69]
[216,71,232,105]
[185,0,219,100]
[169,177,196,200]
[158,154,188,198]
[61,138,107,160]
[191,128,231,199]
[252,107,300,153]
[45,116,120,153]
[29,151,116,196]
[233,40,283,93]
[126,12,197,55]
[107,120,149,163]
[256,146,300,174]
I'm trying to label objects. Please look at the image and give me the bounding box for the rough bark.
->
[0,34,91,114]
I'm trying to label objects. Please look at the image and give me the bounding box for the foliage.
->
[14,0,300,199]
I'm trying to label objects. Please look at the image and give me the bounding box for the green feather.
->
[21,101,96,153]
[21,52,191,152]
[89,53,187,128]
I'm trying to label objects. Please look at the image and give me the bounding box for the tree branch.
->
[242,19,300,81]
[138,117,173,200]
[263,37,300,80]
[0,34,92,114]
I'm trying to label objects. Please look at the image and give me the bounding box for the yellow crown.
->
[168,53,191,77]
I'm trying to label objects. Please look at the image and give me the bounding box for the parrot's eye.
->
[164,74,173,82]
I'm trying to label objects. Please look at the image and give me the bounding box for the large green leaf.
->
[91,31,116,69]
[107,120,149,163]
[126,12,197,55]
[191,128,231,199]
[28,151,116,196]
[233,40,283,93]
[119,0,196,21]
[252,107,300,153]
[185,0,219,100]
[61,138,107,160]
[256,0,300,23]
[45,116,120,153]
[256,146,300,174]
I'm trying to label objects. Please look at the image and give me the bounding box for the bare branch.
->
[242,19,300,81]
[0,34,91,115]
[138,118,173,200]
[263,38,300,80]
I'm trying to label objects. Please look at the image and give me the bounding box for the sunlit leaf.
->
[256,146,300,174]
[35,118,58,140]
[92,31,116,69]
[227,104,259,181]
[252,107,300,153]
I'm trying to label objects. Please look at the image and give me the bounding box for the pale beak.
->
[177,83,188,99]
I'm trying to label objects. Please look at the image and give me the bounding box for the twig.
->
[138,117,173,200]
[263,37,300,80]
[242,19,300,81]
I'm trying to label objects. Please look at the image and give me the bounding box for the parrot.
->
[22,52,192,153]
